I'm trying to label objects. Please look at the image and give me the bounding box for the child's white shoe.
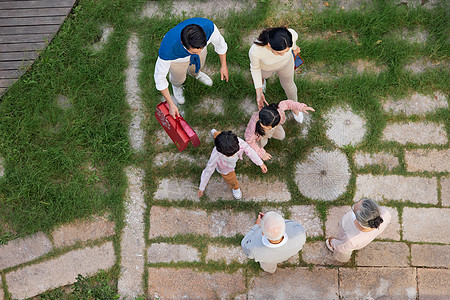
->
[195,71,213,86]
[210,129,217,137]
[232,188,242,199]
[293,112,303,123]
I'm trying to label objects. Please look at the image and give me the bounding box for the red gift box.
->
[155,102,200,152]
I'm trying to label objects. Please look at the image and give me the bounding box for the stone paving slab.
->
[247,267,339,299]
[141,0,256,18]
[289,205,323,237]
[405,149,450,172]
[91,24,113,52]
[403,207,450,243]
[285,253,300,265]
[382,122,447,145]
[0,232,52,270]
[354,151,399,170]
[206,245,247,264]
[0,285,3,300]
[325,206,400,241]
[210,210,254,237]
[339,267,417,299]
[147,268,246,299]
[302,241,343,265]
[118,166,146,299]
[383,92,448,116]
[204,176,291,202]
[411,244,450,268]
[149,206,209,238]
[382,91,447,116]
[325,106,367,147]
[155,129,173,147]
[356,242,410,267]
[149,206,254,238]
[404,58,449,74]
[386,28,429,44]
[354,174,438,204]
[5,242,115,299]
[153,178,199,202]
[147,243,199,263]
[442,176,450,207]
[51,215,115,248]
[240,96,258,116]
[197,97,225,115]
[417,268,450,300]
[153,152,205,167]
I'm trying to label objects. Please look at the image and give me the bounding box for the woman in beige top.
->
[249,27,301,119]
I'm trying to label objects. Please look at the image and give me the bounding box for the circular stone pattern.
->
[325,107,367,147]
[295,148,350,201]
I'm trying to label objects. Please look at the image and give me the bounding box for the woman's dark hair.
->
[254,27,293,51]
[215,131,240,157]
[368,216,384,229]
[255,103,281,136]
[181,24,207,49]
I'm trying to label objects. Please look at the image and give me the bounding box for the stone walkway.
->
[0,0,449,299]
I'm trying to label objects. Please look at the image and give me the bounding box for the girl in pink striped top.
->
[244,100,315,160]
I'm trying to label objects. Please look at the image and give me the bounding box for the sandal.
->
[325,238,334,253]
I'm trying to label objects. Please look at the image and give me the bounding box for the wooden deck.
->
[0,0,76,96]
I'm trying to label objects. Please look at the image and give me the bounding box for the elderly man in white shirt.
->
[241,211,306,273]
[154,17,229,118]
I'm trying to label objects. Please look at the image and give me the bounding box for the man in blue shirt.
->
[154,18,229,118]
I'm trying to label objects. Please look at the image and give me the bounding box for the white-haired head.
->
[261,211,285,240]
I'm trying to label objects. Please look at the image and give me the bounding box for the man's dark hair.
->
[215,131,240,157]
[181,24,207,49]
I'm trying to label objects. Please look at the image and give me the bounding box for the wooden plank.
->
[0,87,7,95]
[0,0,75,10]
[0,79,15,88]
[0,16,65,26]
[0,25,60,35]
[0,60,34,70]
[0,51,38,61]
[0,42,46,52]
[0,33,54,43]
[0,69,25,79]
[0,7,71,18]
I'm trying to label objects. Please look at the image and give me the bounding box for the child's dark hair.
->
[256,103,281,136]
[368,216,384,229]
[181,24,207,49]
[215,131,240,157]
[254,27,293,51]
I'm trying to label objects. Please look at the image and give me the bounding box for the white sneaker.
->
[293,112,304,123]
[232,188,242,199]
[262,80,266,93]
[210,129,217,137]
[195,71,213,86]
[172,84,185,104]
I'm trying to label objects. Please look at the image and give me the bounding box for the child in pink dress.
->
[198,130,267,199]
[244,100,315,160]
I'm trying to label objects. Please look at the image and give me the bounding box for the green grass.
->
[0,0,448,297]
